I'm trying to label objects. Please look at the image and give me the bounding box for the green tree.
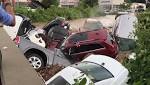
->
[125,12,150,85]
[120,3,131,10]
[80,0,98,8]
[73,74,94,85]
[41,0,59,8]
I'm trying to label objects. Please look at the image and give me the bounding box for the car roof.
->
[70,29,107,40]
[82,54,127,77]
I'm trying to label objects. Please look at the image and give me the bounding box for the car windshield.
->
[83,21,103,30]
[47,76,70,85]
[72,61,113,83]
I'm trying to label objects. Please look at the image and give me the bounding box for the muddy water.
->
[34,15,116,31]
[69,15,116,32]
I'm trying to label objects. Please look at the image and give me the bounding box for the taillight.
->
[13,36,20,45]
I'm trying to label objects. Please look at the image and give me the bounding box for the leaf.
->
[79,78,87,85]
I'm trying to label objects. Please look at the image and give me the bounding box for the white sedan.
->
[45,54,129,85]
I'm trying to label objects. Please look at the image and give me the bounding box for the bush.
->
[15,6,104,22]
[125,12,150,85]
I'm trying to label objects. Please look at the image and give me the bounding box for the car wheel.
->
[25,53,44,70]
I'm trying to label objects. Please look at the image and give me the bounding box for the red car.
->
[61,29,118,62]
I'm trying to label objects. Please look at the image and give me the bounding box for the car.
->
[61,29,118,62]
[45,54,129,85]
[82,19,103,31]
[14,36,71,70]
[3,14,35,40]
[4,14,71,70]
[113,14,137,51]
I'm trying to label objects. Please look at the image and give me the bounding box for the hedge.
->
[125,12,150,85]
[15,6,104,22]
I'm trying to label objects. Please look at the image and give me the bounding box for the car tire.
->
[25,53,44,70]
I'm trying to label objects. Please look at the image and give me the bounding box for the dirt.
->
[37,64,64,81]
[116,51,131,63]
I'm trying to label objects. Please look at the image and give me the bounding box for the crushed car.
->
[61,26,118,62]
[3,14,71,70]
[45,54,129,85]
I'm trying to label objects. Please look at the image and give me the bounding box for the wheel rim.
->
[28,56,42,69]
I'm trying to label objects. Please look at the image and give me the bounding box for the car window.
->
[17,20,32,36]
[47,76,70,85]
[84,21,103,30]
[71,43,104,54]
[72,62,113,83]
[69,33,88,43]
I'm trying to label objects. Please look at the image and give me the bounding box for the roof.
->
[82,54,128,77]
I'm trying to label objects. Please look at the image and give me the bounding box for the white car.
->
[3,14,46,47]
[45,54,129,85]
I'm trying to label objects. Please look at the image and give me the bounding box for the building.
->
[98,0,124,11]
[14,0,31,6]
[59,0,79,7]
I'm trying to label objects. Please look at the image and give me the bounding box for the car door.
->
[70,40,106,60]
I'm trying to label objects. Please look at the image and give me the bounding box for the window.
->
[17,20,32,36]
[72,62,113,83]
[47,76,70,85]
[71,43,104,54]
[69,33,88,43]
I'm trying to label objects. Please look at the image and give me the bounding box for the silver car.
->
[4,14,71,70]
